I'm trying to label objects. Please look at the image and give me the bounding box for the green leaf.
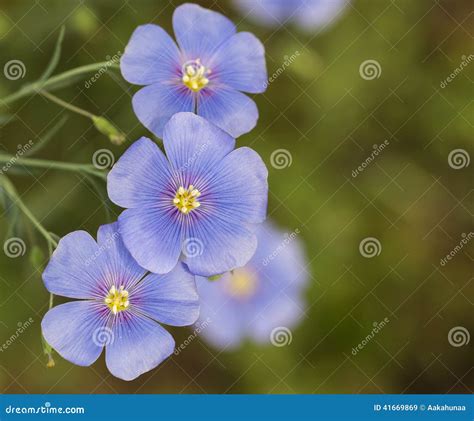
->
[208,274,223,281]
[39,26,66,82]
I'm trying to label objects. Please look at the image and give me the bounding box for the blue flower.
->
[41,223,199,381]
[107,112,268,277]
[234,0,349,31]
[195,221,308,349]
[121,3,267,138]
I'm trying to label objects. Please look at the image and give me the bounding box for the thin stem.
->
[0,175,58,248]
[38,90,96,119]
[0,61,119,107]
[0,154,107,180]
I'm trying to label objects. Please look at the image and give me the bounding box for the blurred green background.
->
[0,0,472,393]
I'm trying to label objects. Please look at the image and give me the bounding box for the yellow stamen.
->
[226,268,258,299]
[182,59,211,92]
[105,285,130,314]
[173,185,201,214]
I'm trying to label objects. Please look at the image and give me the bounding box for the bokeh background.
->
[0,0,472,394]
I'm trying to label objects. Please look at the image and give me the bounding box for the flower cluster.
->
[41,3,308,381]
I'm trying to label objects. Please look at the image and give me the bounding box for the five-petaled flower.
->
[234,0,349,31]
[121,3,267,138]
[41,223,199,381]
[107,112,268,277]
[196,222,308,349]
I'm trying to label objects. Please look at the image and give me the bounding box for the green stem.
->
[0,61,119,107]
[38,90,96,119]
[0,175,58,248]
[0,154,107,180]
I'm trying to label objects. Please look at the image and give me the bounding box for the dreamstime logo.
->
[447,326,470,347]
[174,317,212,355]
[182,237,204,258]
[270,149,292,169]
[0,141,34,176]
[3,60,26,80]
[262,228,300,266]
[359,59,382,80]
[85,51,122,88]
[352,140,390,178]
[3,237,26,258]
[448,149,470,169]
[270,326,292,347]
[263,50,301,89]
[351,318,390,356]
[92,149,115,170]
[440,232,474,266]
[92,326,114,346]
[359,237,381,258]
[0,318,34,353]
[440,54,474,88]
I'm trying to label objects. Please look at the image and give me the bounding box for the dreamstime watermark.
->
[359,59,382,80]
[92,148,115,169]
[440,232,473,266]
[270,149,292,169]
[3,59,26,80]
[262,228,300,266]
[351,317,390,356]
[448,149,470,169]
[440,54,473,88]
[177,142,209,172]
[84,51,122,88]
[174,317,212,355]
[5,402,85,415]
[359,237,382,258]
[351,140,390,178]
[92,326,114,346]
[3,237,27,258]
[84,230,120,267]
[263,50,301,89]
[0,318,34,353]
[182,237,204,258]
[447,326,470,347]
[270,326,293,347]
[0,141,34,175]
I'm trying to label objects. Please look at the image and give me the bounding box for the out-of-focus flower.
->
[107,112,268,277]
[234,0,349,31]
[196,222,308,349]
[120,3,267,138]
[41,223,199,381]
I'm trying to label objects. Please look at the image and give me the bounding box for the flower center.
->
[226,268,258,299]
[181,59,211,92]
[173,185,201,214]
[104,285,130,315]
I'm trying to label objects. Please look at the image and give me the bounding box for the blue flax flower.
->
[107,112,268,277]
[196,221,308,349]
[121,3,267,138]
[234,0,349,31]
[41,223,199,381]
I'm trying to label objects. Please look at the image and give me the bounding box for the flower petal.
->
[41,301,107,366]
[42,231,106,299]
[97,223,147,291]
[198,87,258,137]
[105,312,175,381]
[173,3,236,60]
[107,137,173,209]
[132,263,199,326]
[132,82,194,138]
[295,0,349,31]
[183,218,258,277]
[204,147,268,224]
[118,207,182,275]
[211,32,267,93]
[121,24,181,86]
[162,112,235,180]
